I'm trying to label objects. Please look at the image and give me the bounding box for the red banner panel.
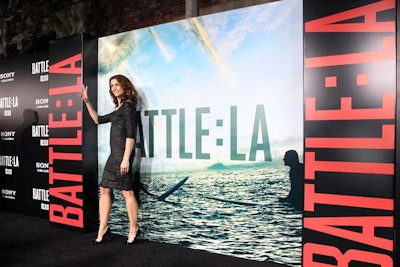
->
[48,34,98,232]
[303,0,396,266]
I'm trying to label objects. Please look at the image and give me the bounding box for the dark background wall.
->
[0,0,275,60]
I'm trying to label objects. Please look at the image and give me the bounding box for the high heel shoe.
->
[125,229,141,245]
[91,227,111,245]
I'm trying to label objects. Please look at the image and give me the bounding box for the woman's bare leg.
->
[122,189,138,242]
[96,186,112,241]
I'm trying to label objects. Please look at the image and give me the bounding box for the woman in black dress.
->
[79,74,139,245]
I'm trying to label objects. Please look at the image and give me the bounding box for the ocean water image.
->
[108,161,302,267]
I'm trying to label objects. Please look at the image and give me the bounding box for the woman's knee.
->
[122,190,136,202]
[122,190,133,197]
[100,187,111,195]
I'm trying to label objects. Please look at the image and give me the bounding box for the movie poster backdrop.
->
[0,52,49,218]
[98,0,303,265]
[303,0,396,266]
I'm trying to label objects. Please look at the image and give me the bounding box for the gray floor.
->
[0,212,288,267]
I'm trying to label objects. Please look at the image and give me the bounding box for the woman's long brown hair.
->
[108,74,138,107]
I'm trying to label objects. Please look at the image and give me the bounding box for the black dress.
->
[98,101,136,190]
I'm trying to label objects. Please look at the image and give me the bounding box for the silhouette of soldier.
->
[279,150,304,210]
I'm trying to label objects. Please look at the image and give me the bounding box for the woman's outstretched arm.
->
[78,85,99,124]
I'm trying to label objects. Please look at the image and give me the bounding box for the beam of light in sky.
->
[188,17,230,76]
[148,27,174,62]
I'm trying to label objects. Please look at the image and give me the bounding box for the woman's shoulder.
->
[122,100,135,108]
[121,101,136,113]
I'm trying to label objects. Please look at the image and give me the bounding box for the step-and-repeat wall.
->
[0,52,50,218]
[0,0,397,266]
